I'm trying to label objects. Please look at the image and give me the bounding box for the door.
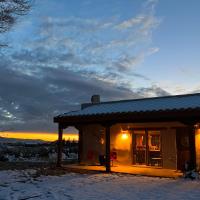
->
[176,127,190,170]
[133,131,146,165]
[148,130,162,167]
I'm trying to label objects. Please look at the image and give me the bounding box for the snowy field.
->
[0,170,200,200]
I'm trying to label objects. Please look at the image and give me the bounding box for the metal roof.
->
[58,93,200,117]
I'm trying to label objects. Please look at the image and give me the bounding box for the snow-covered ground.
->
[0,170,200,200]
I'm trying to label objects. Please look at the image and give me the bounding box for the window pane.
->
[148,131,162,167]
[148,131,160,151]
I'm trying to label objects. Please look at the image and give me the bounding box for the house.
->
[54,93,200,175]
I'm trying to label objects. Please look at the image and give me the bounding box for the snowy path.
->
[0,170,200,200]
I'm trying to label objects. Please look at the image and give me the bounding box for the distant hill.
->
[0,137,47,145]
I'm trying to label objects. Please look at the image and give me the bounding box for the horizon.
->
[0,132,78,142]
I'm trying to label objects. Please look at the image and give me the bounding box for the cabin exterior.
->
[54,93,200,175]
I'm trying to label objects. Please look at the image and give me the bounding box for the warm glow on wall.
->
[195,129,200,169]
[113,130,131,150]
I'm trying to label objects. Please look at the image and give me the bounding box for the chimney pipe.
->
[91,95,100,104]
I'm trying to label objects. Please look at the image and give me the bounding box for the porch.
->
[63,164,182,178]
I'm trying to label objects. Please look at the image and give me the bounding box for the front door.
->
[133,131,146,165]
[132,130,162,167]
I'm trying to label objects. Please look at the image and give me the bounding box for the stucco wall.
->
[80,122,182,169]
[81,124,105,165]
[195,129,200,170]
[110,124,132,165]
[161,129,177,169]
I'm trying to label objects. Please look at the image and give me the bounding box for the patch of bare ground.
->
[0,161,101,178]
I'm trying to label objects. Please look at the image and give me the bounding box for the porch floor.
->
[63,164,183,178]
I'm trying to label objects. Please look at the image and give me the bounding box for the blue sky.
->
[0,0,200,132]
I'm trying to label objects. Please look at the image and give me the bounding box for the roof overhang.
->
[54,108,200,126]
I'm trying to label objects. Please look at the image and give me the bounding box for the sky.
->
[0,0,200,135]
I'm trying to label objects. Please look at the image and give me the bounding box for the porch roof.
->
[54,93,200,122]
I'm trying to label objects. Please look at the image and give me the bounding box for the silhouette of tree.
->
[0,0,32,46]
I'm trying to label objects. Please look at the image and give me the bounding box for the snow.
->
[0,170,200,199]
[60,93,200,117]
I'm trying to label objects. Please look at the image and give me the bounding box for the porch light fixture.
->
[121,130,129,140]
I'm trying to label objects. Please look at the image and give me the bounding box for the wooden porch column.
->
[105,125,111,172]
[78,128,83,164]
[189,125,196,169]
[57,123,64,167]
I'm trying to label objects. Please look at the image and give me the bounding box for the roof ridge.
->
[97,92,200,106]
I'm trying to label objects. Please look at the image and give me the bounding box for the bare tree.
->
[0,0,32,46]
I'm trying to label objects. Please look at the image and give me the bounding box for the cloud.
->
[116,16,145,30]
[29,0,161,76]
[115,47,159,71]
[115,0,160,35]
[0,56,136,131]
[136,85,170,97]
[0,53,168,132]
[115,54,143,71]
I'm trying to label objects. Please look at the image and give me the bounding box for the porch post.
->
[78,128,83,164]
[189,125,196,169]
[57,123,64,167]
[105,125,111,172]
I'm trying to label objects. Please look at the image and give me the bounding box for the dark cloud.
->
[0,52,169,132]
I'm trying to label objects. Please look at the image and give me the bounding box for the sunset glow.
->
[0,132,78,142]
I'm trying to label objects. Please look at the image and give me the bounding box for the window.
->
[148,131,162,167]
[148,131,160,151]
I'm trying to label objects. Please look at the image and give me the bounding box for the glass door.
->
[133,131,146,165]
[148,131,162,167]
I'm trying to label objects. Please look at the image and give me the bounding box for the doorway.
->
[133,131,146,165]
[132,129,162,167]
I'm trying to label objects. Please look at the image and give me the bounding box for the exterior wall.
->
[80,121,186,170]
[176,127,191,170]
[161,129,177,169]
[110,123,180,169]
[195,129,200,170]
[81,124,105,165]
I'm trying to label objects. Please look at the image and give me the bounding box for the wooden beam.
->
[105,125,111,172]
[57,123,64,167]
